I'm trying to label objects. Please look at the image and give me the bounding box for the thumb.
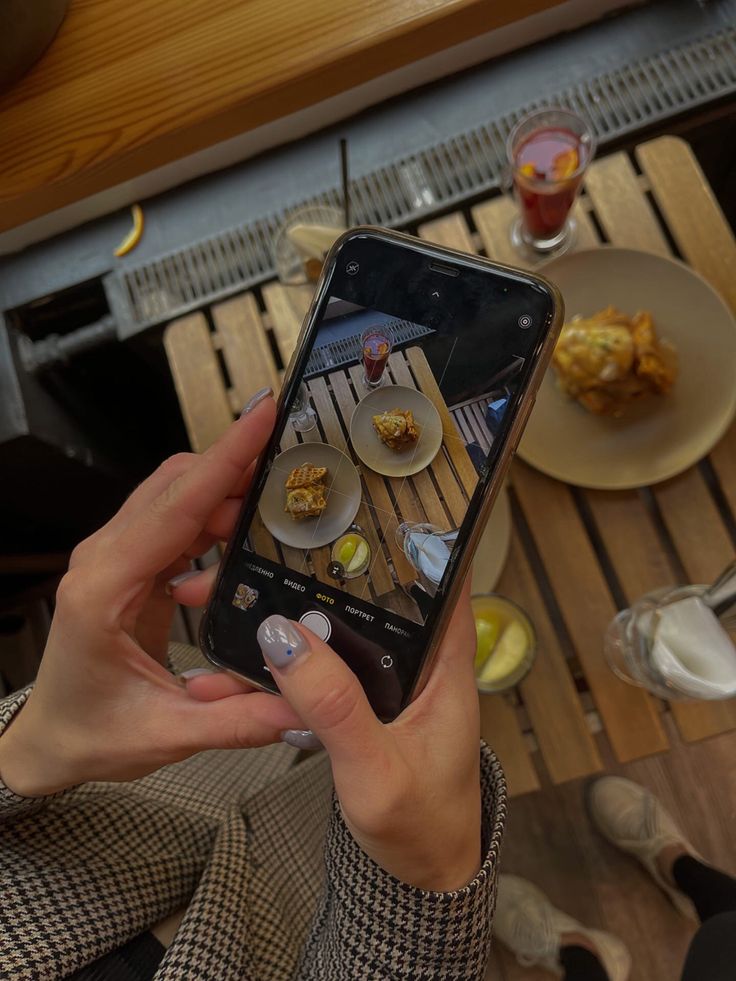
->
[257,614,386,767]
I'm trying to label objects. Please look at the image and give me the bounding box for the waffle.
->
[284,462,329,520]
[285,464,328,489]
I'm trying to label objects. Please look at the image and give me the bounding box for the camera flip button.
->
[299,610,332,643]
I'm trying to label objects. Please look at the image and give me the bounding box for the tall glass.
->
[289,383,317,433]
[272,204,345,286]
[361,325,393,389]
[605,584,736,700]
[507,107,595,258]
[395,522,458,596]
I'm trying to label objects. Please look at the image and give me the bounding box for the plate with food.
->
[258,443,361,549]
[518,247,736,489]
[349,385,443,477]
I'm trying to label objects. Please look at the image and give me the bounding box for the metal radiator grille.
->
[304,319,433,378]
[108,23,736,333]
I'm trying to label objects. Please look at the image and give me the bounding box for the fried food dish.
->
[372,409,420,451]
[284,464,328,520]
[552,306,677,416]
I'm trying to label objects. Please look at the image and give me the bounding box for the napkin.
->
[649,596,736,699]
[406,532,451,587]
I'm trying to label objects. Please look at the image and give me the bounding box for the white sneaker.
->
[494,874,631,980]
[586,776,701,921]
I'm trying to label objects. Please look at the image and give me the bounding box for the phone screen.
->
[204,233,555,719]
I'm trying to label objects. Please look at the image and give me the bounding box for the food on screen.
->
[284,464,329,520]
[552,305,678,416]
[372,409,420,450]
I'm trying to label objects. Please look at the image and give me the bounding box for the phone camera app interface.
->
[236,294,527,639]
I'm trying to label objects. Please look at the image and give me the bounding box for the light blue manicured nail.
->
[240,387,273,416]
[281,729,323,750]
[257,614,309,670]
[165,570,201,595]
[180,667,219,679]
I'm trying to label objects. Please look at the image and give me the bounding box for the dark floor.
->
[485,716,736,980]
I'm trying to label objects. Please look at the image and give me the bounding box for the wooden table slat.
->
[710,422,736,520]
[387,351,460,529]
[249,513,280,562]
[471,195,598,269]
[261,282,310,365]
[479,691,540,797]
[212,292,281,401]
[417,211,475,253]
[163,313,233,452]
[654,469,735,587]
[499,532,603,783]
[404,347,479,498]
[512,461,669,761]
[636,136,736,313]
[583,151,671,256]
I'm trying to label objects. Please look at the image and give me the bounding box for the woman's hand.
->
[185,587,482,892]
[0,394,302,798]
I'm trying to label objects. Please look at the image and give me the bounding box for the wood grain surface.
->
[0,0,567,231]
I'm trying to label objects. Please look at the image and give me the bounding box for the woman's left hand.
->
[0,395,302,798]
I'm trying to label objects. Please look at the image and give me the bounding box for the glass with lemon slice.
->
[329,527,371,580]
[472,594,536,693]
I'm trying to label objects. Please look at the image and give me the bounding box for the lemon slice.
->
[114,204,144,257]
[287,223,343,261]
[474,615,500,672]
[551,148,579,180]
[346,540,369,573]
[337,538,357,566]
[479,620,529,685]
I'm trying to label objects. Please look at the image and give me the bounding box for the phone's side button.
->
[299,610,332,643]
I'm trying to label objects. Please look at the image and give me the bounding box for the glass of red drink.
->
[361,325,393,388]
[507,107,595,257]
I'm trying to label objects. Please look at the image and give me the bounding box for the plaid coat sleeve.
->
[0,685,54,819]
[0,645,506,981]
[297,744,506,980]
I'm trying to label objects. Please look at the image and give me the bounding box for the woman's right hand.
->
[0,395,303,798]
[184,582,483,893]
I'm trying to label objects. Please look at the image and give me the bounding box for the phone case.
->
[202,226,564,705]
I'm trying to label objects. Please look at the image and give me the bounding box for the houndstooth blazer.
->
[0,643,506,980]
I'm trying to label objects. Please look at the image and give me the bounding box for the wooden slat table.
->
[164,135,736,796]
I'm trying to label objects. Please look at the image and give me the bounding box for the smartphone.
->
[201,227,562,720]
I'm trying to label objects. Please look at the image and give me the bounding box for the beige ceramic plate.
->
[259,443,361,549]
[471,485,512,592]
[349,384,443,477]
[519,248,736,489]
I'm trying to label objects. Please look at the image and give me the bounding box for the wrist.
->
[0,701,77,797]
[349,786,483,892]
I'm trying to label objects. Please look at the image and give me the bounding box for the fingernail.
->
[281,729,323,750]
[240,387,273,417]
[180,667,219,679]
[257,614,310,670]
[165,570,202,595]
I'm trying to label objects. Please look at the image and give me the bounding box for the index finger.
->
[104,396,276,596]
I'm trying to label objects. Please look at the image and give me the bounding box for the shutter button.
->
[299,610,332,643]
